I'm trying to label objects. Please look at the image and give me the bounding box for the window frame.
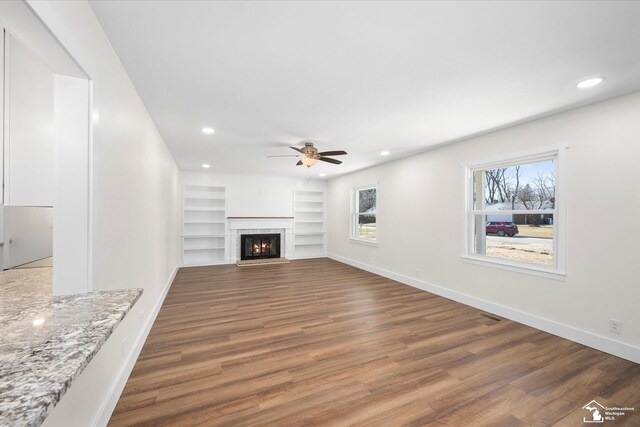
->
[461,146,567,280]
[350,184,378,245]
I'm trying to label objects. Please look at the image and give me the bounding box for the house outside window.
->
[463,148,566,278]
[351,186,377,243]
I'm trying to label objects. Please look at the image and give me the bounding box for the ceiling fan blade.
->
[267,155,300,157]
[296,160,303,166]
[318,157,342,165]
[290,146,305,154]
[318,150,347,156]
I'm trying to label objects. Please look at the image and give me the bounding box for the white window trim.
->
[461,145,568,279]
[350,184,378,245]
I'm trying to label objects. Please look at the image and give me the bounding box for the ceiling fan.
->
[267,142,347,167]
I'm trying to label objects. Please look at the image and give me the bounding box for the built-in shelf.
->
[183,195,226,200]
[184,246,225,251]
[184,221,226,224]
[293,190,325,258]
[184,207,226,212]
[182,185,226,265]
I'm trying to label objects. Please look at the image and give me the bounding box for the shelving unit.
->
[293,190,325,258]
[182,185,226,265]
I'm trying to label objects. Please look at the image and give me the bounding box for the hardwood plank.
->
[109,258,640,426]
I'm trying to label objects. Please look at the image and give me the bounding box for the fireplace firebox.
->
[240,234,281,260]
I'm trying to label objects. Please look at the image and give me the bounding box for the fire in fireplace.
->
[241,234,281,260]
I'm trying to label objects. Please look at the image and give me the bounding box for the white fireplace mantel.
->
[227,217,294,230]
[228,217,294,261]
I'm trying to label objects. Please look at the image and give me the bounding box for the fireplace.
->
[241,234,281,260]
[228,217,293,262]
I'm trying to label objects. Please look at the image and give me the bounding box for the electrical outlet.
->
[609,319,622,335]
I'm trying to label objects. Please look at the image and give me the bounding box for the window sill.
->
[460,255,566,281]
[349,237,378,246]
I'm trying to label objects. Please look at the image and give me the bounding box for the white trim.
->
[350,184,378,243]
[92,263,179,427]
[289,254,327,260]
[86,79,94,292]
[463,146,567,277]
[2,28,6,205]
[460,255,565,281]
[472,209,556,215]
[349,237,378,246]
[227,217,293,230]
[181,260,231,267]
[554,145,568,278]
[3,32,11,205]
[328,252,640,364]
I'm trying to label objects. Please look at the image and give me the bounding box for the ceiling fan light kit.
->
[300,157,317,167]
[269,142,347,168]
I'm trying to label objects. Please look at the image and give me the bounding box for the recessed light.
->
[577,77,604,89]
[33,318,45,327]
[380,150,390,156]
[319,173,326,177]
[202,164,210,169]
[201,127,215,134]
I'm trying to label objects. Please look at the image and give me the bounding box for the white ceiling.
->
[89,1,640,179]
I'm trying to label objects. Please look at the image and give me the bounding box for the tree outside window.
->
[352,186,377,241]
[468,153,561,270]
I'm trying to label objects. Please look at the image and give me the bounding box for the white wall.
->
[2,206,53,269]
[327,91,640,363]
[16,1,181,426]
[53,75,90,294]
[181,171,326,217]
[4,33,55,206]
[0,26,55,270]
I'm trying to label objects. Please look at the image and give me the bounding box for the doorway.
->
[1,8,91,295]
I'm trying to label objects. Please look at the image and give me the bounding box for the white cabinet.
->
[293,190,325,258]
[182,185,226,265]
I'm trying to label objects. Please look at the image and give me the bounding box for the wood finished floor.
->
[110,258,640,426]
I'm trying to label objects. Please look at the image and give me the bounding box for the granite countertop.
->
[0,267,142,426]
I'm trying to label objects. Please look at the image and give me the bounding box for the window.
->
[464,149,565,277]
[351,186,377,243]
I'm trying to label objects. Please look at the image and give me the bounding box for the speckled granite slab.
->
[0,268,142,426]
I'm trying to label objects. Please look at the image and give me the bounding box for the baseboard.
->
[288,254,328,260]
[181,260,230,267]
[328,253,640,364]
[92,263,179,426]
